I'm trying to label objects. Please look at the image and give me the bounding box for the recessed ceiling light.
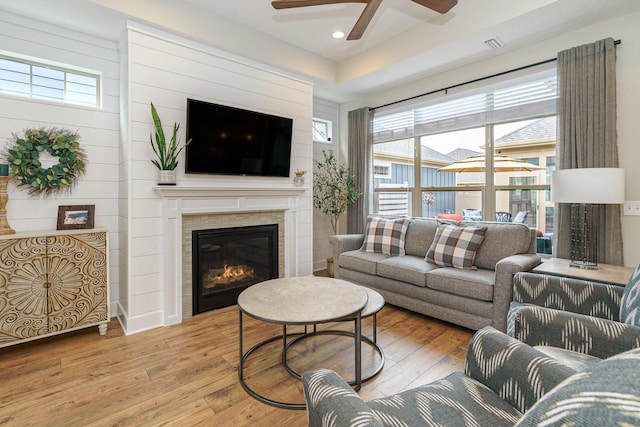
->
[332,30,345,39]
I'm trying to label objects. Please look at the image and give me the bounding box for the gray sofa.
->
[330,217,541,332]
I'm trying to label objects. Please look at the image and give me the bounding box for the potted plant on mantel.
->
[150,102,192,185]
[313,150,361,277]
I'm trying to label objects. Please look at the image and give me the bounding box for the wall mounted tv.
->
[185,98,293,177]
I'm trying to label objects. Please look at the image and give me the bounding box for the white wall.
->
[339,11,640,267]
[121,22,314,333]
[312,97,340,271]
[0,11,121,313]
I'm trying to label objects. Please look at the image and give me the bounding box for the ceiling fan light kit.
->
[271,0,458,40]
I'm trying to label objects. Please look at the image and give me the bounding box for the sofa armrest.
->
[465,327,576,414]
[513,272,623,321]
[330,234,364,256]
[491,254,542,332]
[302,369,384,427]
[508,304,640,359]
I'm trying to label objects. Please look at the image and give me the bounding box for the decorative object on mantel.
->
[313,150,361,276]
[293,169,306,186]
[0,170,15,235]
[150,102,192,186]
[56,204,95,230]
[3,128,86,197]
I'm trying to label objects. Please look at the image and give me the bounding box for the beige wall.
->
[339,11,640,266]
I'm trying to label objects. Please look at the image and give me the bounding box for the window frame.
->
[0,53,101,108]
[371,69,557,224]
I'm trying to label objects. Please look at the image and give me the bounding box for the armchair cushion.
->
[508,303,640,359]
[620,263,640,326]
[515,348,640,426]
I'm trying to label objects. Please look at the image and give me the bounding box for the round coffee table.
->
[237,276,372,409]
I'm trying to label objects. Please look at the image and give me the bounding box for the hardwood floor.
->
[0,302,473,426]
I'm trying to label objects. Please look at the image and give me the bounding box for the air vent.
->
[484,37,504,50]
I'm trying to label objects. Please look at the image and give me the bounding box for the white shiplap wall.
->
[122,23,314,334]
[0,11,121,314]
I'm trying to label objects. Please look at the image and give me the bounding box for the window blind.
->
[373,72,557,144]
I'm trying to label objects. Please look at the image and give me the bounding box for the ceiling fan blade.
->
[272,0,366,9]
[410,0,457,14]
[347,0,383,40]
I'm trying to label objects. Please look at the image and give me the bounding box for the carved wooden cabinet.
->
[0,228,109,348]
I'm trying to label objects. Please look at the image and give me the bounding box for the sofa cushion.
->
[426,267,495,301]
[377,255,438,287]
[404,217,438,257]
[338,250,389,275]
[361,216,410,256]
[426,224,487,269]
[459,221,532,271]
[620,263,640,326]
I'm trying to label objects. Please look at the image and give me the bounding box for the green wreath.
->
[4,127,87,197]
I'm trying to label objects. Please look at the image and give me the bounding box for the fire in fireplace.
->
[192,224,278,314]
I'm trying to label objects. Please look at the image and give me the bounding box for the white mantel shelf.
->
[153,186,307,198]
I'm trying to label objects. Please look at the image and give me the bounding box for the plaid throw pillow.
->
[426,224,487,269]
[361,217,410,256]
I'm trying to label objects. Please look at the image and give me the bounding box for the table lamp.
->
[551,168,624,269]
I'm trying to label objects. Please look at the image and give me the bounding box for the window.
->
[312,118,332,143]
[0,55,100,107]
[371,69,557,231]
[373,165,391,178]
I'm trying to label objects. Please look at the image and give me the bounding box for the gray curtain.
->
[347,107,372,234]
[555,37,623,265]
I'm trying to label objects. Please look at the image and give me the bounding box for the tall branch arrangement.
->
[313,150,362,234]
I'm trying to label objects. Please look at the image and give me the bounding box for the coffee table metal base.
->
[238,311,363,410]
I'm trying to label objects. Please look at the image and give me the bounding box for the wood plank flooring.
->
[0,302,473,426]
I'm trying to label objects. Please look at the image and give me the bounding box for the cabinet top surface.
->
[0,227,108,240]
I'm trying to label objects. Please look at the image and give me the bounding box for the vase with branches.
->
[313,150,362,235]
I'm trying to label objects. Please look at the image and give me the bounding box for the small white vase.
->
[158,169,177,185]
[293,175,305,186]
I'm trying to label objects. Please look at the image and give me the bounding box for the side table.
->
[532,257,634,286]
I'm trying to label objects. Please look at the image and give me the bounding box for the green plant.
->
[150,102,192,170]
[4,127,87,197]
[313,150,362,235]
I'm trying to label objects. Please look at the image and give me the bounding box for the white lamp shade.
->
[551,168,625,204]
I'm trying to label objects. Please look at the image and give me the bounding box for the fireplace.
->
[192,224,278,314]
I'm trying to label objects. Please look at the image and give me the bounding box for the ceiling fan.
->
[271,0,458,40]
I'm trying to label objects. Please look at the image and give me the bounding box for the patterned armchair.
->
[508,268,640,359]
[303,327,574,426]
[303,327,640,426]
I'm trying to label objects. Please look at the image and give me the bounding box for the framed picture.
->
[57,205,95,230]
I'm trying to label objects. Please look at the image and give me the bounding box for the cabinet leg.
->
[98,324,108,336]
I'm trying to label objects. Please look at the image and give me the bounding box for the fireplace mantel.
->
[155,184,307,327]
[154,186,306,198]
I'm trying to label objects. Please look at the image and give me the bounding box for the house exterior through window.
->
[371,68,557,241]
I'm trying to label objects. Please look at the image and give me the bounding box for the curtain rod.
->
[370,39,622,111]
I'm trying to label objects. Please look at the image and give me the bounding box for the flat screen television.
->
[185,98,293,177]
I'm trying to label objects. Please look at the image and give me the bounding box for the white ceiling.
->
[1,0,639,102]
